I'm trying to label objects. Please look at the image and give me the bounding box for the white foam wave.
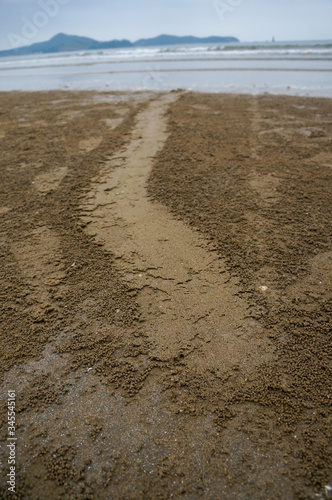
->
[0,41,331,71]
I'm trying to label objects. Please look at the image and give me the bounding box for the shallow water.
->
[0,40,331,96]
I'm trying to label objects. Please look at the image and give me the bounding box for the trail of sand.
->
[81,94,273,373]
[34,166,68,195]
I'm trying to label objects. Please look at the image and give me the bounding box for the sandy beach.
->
[0,90,331,499]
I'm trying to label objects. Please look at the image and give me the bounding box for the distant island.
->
[0,33,239,58]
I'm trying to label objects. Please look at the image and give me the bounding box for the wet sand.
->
[0,90,331,499]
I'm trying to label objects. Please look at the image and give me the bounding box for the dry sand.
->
[0,90,331,499]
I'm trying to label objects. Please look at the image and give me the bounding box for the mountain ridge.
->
[0,32,239,57]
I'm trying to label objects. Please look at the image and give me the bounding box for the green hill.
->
[0,32,239,57]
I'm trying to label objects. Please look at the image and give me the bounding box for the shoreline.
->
[1,88,332,99]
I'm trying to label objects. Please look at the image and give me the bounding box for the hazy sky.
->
[0,0,331,50]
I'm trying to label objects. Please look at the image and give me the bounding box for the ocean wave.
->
[0,41,331,71]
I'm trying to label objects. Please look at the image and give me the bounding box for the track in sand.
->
[1,90,330,499]
[80,93,273,374]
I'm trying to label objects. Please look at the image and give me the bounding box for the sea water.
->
[0,40,331,96]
